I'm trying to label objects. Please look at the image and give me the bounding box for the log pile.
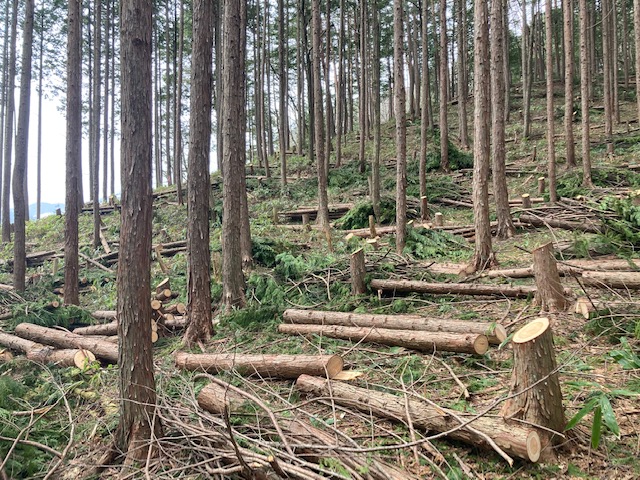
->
[0,330,96,367]
[279,203,353,222]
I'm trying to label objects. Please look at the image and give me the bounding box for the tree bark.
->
[350,248,367,295]
[280,323,489,354]
[394,0,407,253]
[371,0,381,221]
[602,0,614,155]
[563,0,576,169]
[501,317,565,460]
[439,0,449,171]
[197,382,250,414]
[518,213,601,233]
[92,0,102,250]
[545,0,557,202]
[283,308,507,344]
[117,0,162,459]
[370,278,537,298]
[296,375,542,463]
[457,0,469,149]
[278,0,287,187]
[579,0,593,186]
[532,243,568,312]
[176,352,344,378]
[580,271,640,289]
[635,0,640,122]
[174,0,184,204]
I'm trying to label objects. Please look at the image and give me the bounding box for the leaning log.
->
[283,309,506,345]
[278,324,489,355]
[175,352,344,379]
[518,213,601,234]
[580,271,640,289]
[370,278,537,298]
[14,323,119,363]
[296,375,542,464]
[500,318,565,461]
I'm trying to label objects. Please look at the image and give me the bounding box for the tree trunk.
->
[12,0,34,292]
[197,382,250,414]
[522,0,532,138]
[532,243,568,312]
[278,0,287,187]
[579,0,593,186]
[175,352,344,379]
[116,0,162,459]
[358,0,367,173]
[635,0,640,122]
[109,9,115,197]
[296,375,542,463]
[394,0,407,253]
[239,0,252,270]
[1,0,17,243]
[174,0,184,204]
[470,0,495,270]
[563,0,576,169]
[349,248,366,295]
[324,0,332,179]
[545,0,558,203]
[439,0,449,172]
[222,0,247,308]
[602,0,614,155]
[371,1,381,221]
[457,0,469,149]
[312,0,329,227]
[283,308,507,344]
[518,213,601,233]
[0,0,8,229]
[500,317,565,460]
[370,278,537,298]
[102,0,110,203]
[491,0,516,240]
[36,7,43,219]
[185,0,213,344]
[164,0,173,185]
[280,324,489,354]
[335,0,344,166]
[92,0,102,250]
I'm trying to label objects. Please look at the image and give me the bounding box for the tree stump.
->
[532,242,568,312]
[421,196,430,221]
[368,215,377,237]
[501,317,565,461]
[350,248,367,295]
[521,193,532,209]
[434,212,444,227]
[537,177,546,195]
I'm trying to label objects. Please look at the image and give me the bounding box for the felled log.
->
[580,271,640,289]
[279,203,353,222]
[518,213,601,234]
[0,331,96,368]
[501,318,565,461]
[91,310,117,321]
[175,352,344,379]
[14,323,119,363]
[283,309,506,345]
[296,375,542,464]
[197,382,251,414]
[164,303,186,315]
[573,296,639,319]
[533,243,568,312]
[278,324,489,354]
[73,322,119,336]
[370,278,537,298]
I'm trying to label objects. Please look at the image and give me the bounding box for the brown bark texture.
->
[350,248,366,295]
[394,0,407,252]
[370,278,537,298]
[532,243,568,312]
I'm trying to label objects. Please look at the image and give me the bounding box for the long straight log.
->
[197,382,251,414]
[370,278,537,298]
[0,331,41,353]
[14,323,119,363]
[518,213,601,233]
[580,271,640,289]
[91,310,117,321]
[175,352,344,379]
[74,322,119,336]
[278,324,489,354]
[283,309,506,345]
[296,375,542,463]
[0,331,96,367]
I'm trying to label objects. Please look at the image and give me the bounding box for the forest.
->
[0,0,639,478]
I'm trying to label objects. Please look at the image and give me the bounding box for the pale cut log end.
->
[526,430,542,463]
[74,349,96,368]
[151,331,159,343]
[493,324,507,343]
[325,355,344,378]
[0,349,13,362]
[151,299,162,311]
[473,335,490,355]
[513,317,549,344]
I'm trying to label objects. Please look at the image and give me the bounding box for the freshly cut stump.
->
[175,352,344,379]
[501,317,565,462]
[532,243,567,312]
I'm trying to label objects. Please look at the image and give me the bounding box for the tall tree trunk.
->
[110,9,116,196]
[103,0,110,202]
[522,0,532,138]
[185,0,213,345]
[503,0,511,122]
[394,0,407,253]
[564,0,576,169]
[635,0,640,121]
[0,0,8,228]
[279,0,287,187]
[358,0,367,174]
[1,0,17,243]
[92,0,102,250]
[545,0,558,202]
[603,0,614,155]
[65,0,82,306]
[153,27,162,187]
[612,0,620,123]
[239,0,252,269]
[335,0,345,166]
[407,14,416,119]
[174,0,184,204]
[12,0,34,293]
[165,0,173,185]
[439,0,449,172]
[457,0,469,149]
[36,6,43,219]
[264,0,274,157]
[491,0,515,239]
[623,0,630,89]
[471,0,495,271]
[312,0,329,227]
[420,0,430,199]
[297,0,305,155]
[324,0,332,179]
[371,0,381,221]
[116,0,161,459]
[222,0,247,308]
[580,0,593,186]
[215,0,223,175]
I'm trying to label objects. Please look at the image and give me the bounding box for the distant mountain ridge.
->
[8,202,64,221]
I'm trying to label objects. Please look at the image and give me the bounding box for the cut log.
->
[564,258,640,271]
[27,347,96,368]
[154,288,176,302]
[150,299,163,311]
[0,331,41,353]
[532,243,568,312]
[14,323,119,363]
[155,277,171,294]
[165,303,187,315]
[370,278,537,298]
[283,309,506,345]
[500,318,565,461]
[197,382,251,414]
[73,322,119,336]
[518,213,601,234]
[175,352,344,379]
[296,375,542,464]
[573,296,638,319]
[350,249,366,295]
[580,271,640,289]
[278,324,489,355]
[0,349,13,362]
[91,310,117,321]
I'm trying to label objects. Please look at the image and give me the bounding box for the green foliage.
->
[9,303,93,329]
[599,195,640,253]
[251,236,295,268]
[565,390,626,449]
[335,197,399,229]
[219,305,280,330]
[555,168,640,199]
[273,252,336,281]
[327,161,369,190]
[609,338,640,368]
[403,227,472,261]
[0,376,26,409]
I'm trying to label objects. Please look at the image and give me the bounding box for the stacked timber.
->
[279,203,353,222]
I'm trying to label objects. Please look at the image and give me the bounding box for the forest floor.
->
[1,88,640,479]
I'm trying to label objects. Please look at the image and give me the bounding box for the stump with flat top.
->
[501,317,565,461]
[533,243,568,312]
[350,248,366,295]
